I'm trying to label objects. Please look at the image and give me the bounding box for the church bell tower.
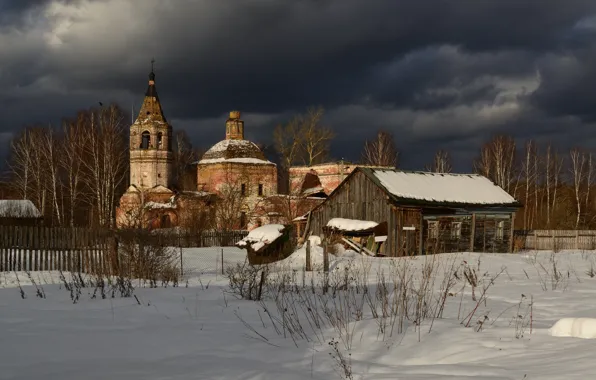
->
[129,62,173,190]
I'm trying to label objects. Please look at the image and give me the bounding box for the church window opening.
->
[241,184,246,196]
[157,132,163,148]
[258,184,263,196]
[141,131,150,149]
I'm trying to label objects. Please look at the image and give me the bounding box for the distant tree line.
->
[2,102,594,230]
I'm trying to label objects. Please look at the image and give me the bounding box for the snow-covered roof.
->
[0,200,41,218]
[367,168,517,206]
[327,218,378,232]
[196,139,274,166]
[145,201,176,209]
[147,185,174,194]
[198,157,273,165]
[237,224,285,251]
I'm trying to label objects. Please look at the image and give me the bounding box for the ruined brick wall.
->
[197,162,277,196]
[116,190,176,229]
[196,162,278,230]
[289,163,395,195]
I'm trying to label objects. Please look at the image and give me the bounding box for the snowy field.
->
[2,247,596,379]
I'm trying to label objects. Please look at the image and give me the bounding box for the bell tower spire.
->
[128,60,174,190]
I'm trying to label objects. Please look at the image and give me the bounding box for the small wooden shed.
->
[0,200,43,226]
[308,168,521,256]
[236,224,295,265]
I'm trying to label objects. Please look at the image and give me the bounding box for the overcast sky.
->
[2,0,596,170]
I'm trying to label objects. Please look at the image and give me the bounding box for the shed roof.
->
[360,168,518,207]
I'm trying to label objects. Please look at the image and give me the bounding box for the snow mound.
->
[549,318,596,339]
[307,235,321,246]
[237,224,285,251]
[327,218,378,231]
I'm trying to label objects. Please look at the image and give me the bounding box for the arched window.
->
[140,131,150,149]
[157,132,163,148]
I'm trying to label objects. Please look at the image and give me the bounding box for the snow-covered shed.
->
[0,200,42,225]
[308,168,521,256]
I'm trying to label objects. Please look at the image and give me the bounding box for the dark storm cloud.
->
[2,0,596,170]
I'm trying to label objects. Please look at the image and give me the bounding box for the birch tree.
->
[298,106,334,166]
[8,129,34,200]
[82,104,128,227]
[569,148,587,229]
[426,149,452,173]
[475,135,517,195]
[61,115,88,226]
[40,125,63,226]
[362,130,399,167]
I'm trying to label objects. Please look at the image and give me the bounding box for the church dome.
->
[197,139,274,165]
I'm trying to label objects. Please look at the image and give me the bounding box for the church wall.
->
[197,162,277,196]
[130,151,173,188]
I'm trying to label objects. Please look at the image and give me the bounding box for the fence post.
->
[576,230,580,250]
[179,236,183,279]
[221,248,224,275]
[552,230,556,252]
[323,242,329,273]
[306,239,312,272]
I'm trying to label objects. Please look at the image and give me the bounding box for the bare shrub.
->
[532,252,568,291]
[509,294,533,339]
[118,230,180,285]
[225,261,268,301]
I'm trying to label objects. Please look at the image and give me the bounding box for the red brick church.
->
[116,69,380,231]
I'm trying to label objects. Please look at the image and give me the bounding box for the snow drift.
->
[549,318,596,339]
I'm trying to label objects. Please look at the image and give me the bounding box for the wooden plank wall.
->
[516,230,596,251]
[0,226,111,273]
[309,171,395,252]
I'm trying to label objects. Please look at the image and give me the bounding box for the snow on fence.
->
[515,230,596,251]
[0,226,114,273]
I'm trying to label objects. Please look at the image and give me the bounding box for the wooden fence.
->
[515,230,596,251]
[148,230,248,248]
[0,226,248,272]
[0,226,114,273]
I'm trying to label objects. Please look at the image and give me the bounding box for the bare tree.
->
[172,130,200,191]
[8,129,34,200]
[40,125,63,226]
[214,167,267,231]
[522,140,539,230]
[61,115,88,226]
[274,116,303,169]
[362,130,399,167]
[425,149,452,173]
[298,106,335,166]
[569,148,587,229]
[543,144,564,228]
[474,135,517,195]
[82,104,129,227]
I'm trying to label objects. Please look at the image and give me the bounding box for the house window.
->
[428,221,438,239]
[451,222,462,240]
[258,184,263,196]
[140,131,150,149]
[496,220,505,240]
[240,212,247,229]
[241,184,246,196]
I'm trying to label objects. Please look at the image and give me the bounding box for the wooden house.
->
[308,168,521,256]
